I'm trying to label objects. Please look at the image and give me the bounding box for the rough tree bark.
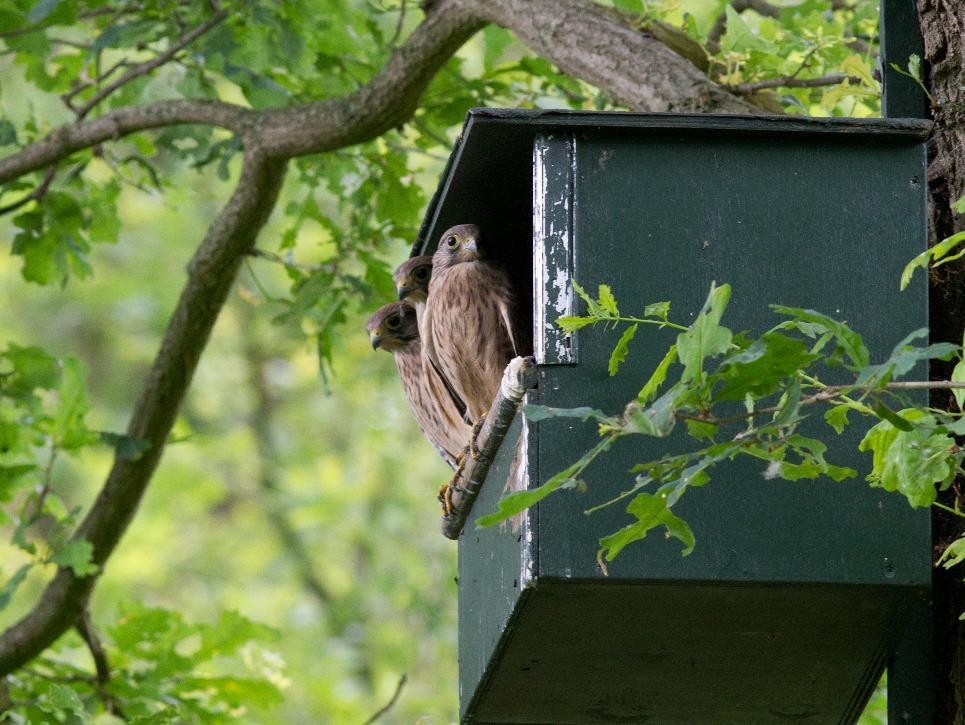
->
[917,0,965,721]
[0,0,757,676]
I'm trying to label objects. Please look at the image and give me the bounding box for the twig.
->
[676,380,965,427]
[363,673,407,725]
[63,58,134,109]
[245,247,336,274]
[75,609,125,718]
[27,446,59,522]
[733,73,853,93]
[441,357,538,540]
[0,166,57,217]
[73,9,229,119]
[934,501,965,520]
[389,0,408,47]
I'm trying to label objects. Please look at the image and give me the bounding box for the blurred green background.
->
[0,0,890,720]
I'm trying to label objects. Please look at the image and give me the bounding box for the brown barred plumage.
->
[422,224,519,423]
[366,302,470,468]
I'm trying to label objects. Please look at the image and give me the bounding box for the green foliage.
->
[480,281,965,596]
[901,229,965,290]
[4,606,284,722]
[598,491,695,563]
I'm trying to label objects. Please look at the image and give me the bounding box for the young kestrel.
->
[393,255,433,313]
[366,302,471,469]
[395,255,469,419]
[422,224,519,422]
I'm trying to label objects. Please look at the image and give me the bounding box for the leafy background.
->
[0,0,895,720]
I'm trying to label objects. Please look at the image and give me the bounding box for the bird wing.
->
[497,296,520,358]
[420,298,469,421]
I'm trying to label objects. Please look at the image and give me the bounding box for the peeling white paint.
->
[533,134,576,365]
[517,420,536,588]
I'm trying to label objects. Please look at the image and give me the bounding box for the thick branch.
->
[441,357,537,540]
[1,0,758,181]
[474,0,759,113]
[0,100,253,185]
[254,0,484,157]
[0,150,287,675]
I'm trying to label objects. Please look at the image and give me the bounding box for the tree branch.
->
[363,673,407,725]
[0,150,287,675]
[676,380,965,427]
[441,357,537,540]
[71,9,229,119]
[0,100,254,185]
[1,0,759,183]
[473,0,759,114]
[0,166,57,217]
[733,73,853,93]
[75,609,124,718]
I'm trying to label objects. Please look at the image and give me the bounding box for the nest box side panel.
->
[458,416,537,720]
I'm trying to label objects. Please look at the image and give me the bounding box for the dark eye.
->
[386,315,400,329]
[413,267,429,281]
[445,235,458,249]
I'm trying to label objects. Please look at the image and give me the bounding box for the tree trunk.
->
[916,0,965,721]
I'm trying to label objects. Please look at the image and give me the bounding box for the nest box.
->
[413,107,933,725]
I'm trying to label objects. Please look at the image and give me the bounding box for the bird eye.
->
[386,315,400,329]
[414,267,429,281]
[445,235,458,249]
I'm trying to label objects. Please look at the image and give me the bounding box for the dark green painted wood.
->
[887,593,934,722]
[469,581,910,724]
[414,111,931,257]
[458,417,535,720]
[424,112,932,723]
[537,132,929,587]
[880,0,928,119]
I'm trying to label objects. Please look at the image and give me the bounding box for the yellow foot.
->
[469,412,488,460]
[439,445,470,515]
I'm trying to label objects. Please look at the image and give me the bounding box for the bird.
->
[393,255,433,317]
[366,302,472,471]
[421,224,520,424]
[395,255,470,419]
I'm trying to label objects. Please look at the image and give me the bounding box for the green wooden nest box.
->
[414,110,932,724]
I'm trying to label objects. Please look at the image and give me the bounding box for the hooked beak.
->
[463,237,483,259]
[397,285,412,301]
[370,333,382,350]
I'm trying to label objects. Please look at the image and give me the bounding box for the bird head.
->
[394,255,433,303]
[433,224,483,270]
[366,302,418,352]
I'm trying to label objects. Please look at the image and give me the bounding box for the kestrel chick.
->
[422,224,519,422]
[366,302,471,468]
[394,255,433,309]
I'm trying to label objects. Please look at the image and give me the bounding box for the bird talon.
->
[440,448,469,515]
[469,412,488,460]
